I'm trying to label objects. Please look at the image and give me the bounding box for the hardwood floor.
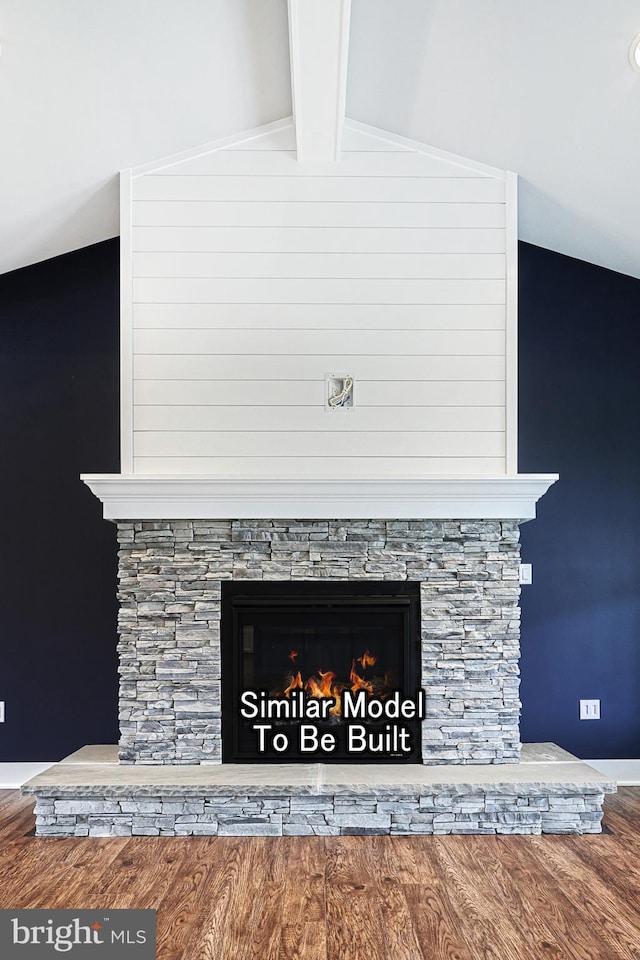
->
[2,788,640,959]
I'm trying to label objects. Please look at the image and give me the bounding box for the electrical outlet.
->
[0,701,4,723]
[579,699,600,720]
[519,563,533,585]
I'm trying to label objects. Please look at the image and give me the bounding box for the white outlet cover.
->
[519,563,533,585]
[579,699,601,720]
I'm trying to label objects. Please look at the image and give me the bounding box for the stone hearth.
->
[23,744,615,837]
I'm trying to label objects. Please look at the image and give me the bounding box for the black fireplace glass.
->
[221,581,422,763]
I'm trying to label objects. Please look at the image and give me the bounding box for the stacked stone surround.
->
[117,518,522,766]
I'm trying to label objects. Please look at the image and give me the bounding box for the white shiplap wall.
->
[124,118,514,477]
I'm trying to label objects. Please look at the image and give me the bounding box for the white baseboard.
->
[583,759,640,786]
[0,762,55,789]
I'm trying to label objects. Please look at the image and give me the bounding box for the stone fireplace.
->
[95,0,553,775]
[20,3,617,837]
[24,478,617,837]
[116,516,523,767]
[23,479,617,838]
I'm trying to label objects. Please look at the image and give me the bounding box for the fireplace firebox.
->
[221,581,422,762]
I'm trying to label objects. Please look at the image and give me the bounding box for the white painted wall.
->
[0,0,292,276]
[124,119,514,477]
[3,0,639,280]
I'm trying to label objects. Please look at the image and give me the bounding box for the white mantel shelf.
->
[81,475,558,522]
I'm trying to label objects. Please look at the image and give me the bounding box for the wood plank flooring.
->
[1,789,640,959]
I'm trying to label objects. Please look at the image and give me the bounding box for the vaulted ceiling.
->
[1,0,639,278]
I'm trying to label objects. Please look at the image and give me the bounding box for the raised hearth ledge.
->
[80,474,558,521]
[23,743,611,792]
[22,744,616,837]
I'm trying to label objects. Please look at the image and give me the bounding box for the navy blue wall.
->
[519,242,640,758]
[0,240,120,761]
[0,238,638,760]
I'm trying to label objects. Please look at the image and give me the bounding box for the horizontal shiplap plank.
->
[133,455,506,476]
[132,201,506,229]
[133,379,506,407]
[133,303,505,331]
[133,176,505,204]
[134,405,505,433]
[133,430,505,458]
[160,150,492,178]
[132,278,505,304]
[132,252,505,280]
[133,329,504,356]
[133,354,505,381]
[132,226,507,255]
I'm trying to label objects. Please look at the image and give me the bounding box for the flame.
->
[280,650,379,715]
[305,670,342,716]
[330,690,342,717]
[307,669,336,698]
[284,670,303,697]
[357,650,376,669]
[350,660,374,695]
